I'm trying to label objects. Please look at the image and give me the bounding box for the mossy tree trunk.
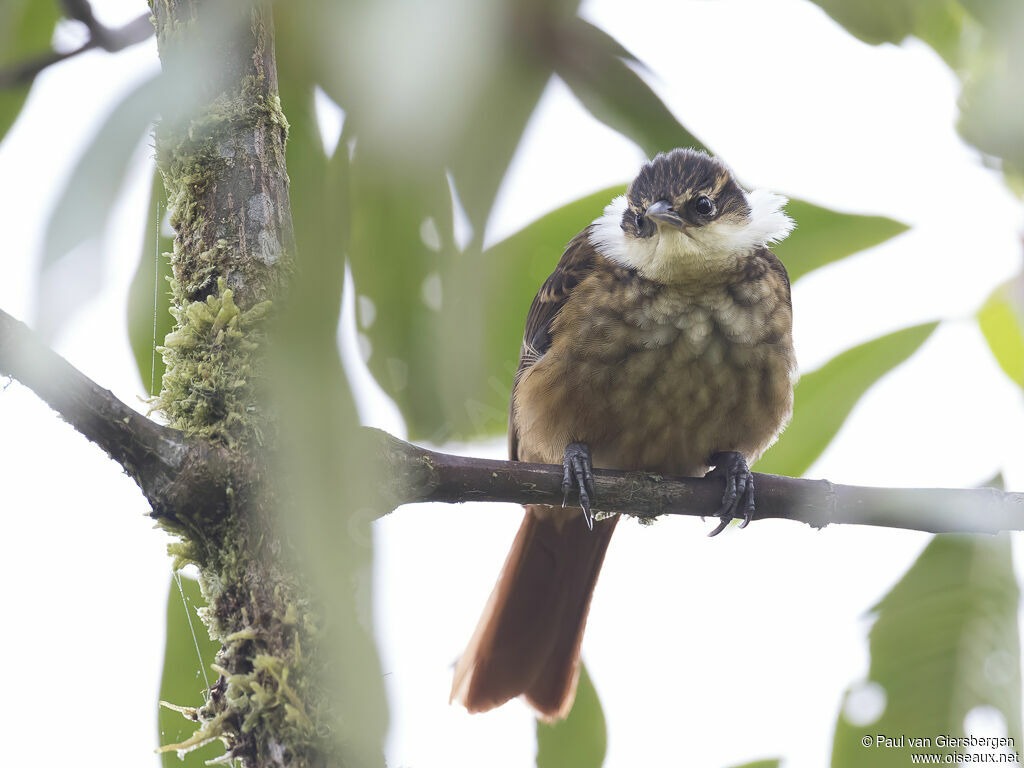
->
[148,1,338,765]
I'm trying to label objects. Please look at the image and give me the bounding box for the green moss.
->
[149,7,329,763]
[156,76,290,304]
[157,278,271,447]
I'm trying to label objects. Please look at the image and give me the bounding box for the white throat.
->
[589,191,794,284]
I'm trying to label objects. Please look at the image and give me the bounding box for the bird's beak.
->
[644,200,686,231]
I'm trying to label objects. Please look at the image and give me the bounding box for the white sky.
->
[1,1,1022,767]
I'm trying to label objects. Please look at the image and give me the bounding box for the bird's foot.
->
[706,451,755,537]
[562,442,596,530]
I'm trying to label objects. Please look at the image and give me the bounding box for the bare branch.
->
[0,9,153,88]
[3,306,1017,539]
[0,307,231,525]
[368,428,1024,534]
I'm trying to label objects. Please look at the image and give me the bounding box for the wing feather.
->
[508,227,599,460]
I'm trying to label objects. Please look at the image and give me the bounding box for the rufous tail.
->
[450,506,619,721]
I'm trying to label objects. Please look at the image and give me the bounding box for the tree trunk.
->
[148,2,373,765]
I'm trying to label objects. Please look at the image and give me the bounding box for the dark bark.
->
[368,428,1024,534]
[0,307,233,528]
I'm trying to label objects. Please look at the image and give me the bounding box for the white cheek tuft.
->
[587,188,796,285]
[745,189,795,246]
[588,195,633,264]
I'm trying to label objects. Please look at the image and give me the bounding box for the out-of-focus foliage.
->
[0,0,60,142]
[127,173,174,395]
[727,761,782,768]
[536,664,607,768]
[832,531,1022,767]
[158,574,223,767]
[335,0,573,441]
[808,0,1024,180]
[38,75,161,339]
[756,323,938,477]
[268,15,391,763]
[551,18,706,156]
[978,278,1024,391]
[774,200,907,282]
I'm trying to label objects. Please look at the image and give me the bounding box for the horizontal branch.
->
[368,428,1024,534]
[0,308,230,524]
[5,303,1021,537]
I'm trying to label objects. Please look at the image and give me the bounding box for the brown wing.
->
[759,246,792,303]
[508,227,599,461]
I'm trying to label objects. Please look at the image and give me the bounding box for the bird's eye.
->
[694,196,715,217]
[634,211,644,230]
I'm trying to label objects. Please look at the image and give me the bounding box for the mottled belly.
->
[513,319,794,477]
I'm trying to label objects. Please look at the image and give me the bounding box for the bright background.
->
[0,0,1021,766]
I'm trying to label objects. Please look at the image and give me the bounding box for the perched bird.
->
[451,148,798,721]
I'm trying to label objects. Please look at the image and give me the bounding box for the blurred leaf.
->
[756,323,937,476]
[37,74,161,338]
[158,573,223,766]
[977,278,1024,391]
[276,22,350,338]
[831,532,1021,767]
[347,159,462,439]
[806,0,966,59]
[958,48,1024,177]
[536,663,606,768]
[444,21,556,248]
[727,761,781,768]
[0,0,61,143]
[808,0,917,45]
[272,21,391,762]
[807,0,1024,176]
[775,199,908,283]
[343,0,587,440]
[127,172,174,396]
[553,18,706,156]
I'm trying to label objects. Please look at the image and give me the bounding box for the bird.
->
[450,147,798,721]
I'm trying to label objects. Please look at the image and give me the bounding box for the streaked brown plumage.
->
[452,148,797,721]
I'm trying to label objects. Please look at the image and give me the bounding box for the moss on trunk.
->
[149,2,336,765]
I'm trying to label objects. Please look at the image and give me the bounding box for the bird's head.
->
[589,148,794,284]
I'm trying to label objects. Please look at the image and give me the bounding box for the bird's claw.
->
[561,442,596,530]
[706,451,755,537]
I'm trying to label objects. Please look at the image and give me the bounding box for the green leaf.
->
[341,0,579,440]
[158,573,223,766]
[553,18,706,156]
[727,761,781,768]
[756,323,938,477]
[0,0,61,144]
[805,0,966,59]
[536,663,607,768]
[977,278,1024,391]
[807,0,917,45]
[275,25,351,339]
[38,74,162,338]
[957,50,1024,178]
[775,199,908,283]
[831,533,1021,767]
[272,23,393,763]
[126,172,175,396]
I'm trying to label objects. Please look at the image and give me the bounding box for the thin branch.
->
[4,302,1021,536]
[0,307,230,524]
[0,9,153,88]
[368,428,1024,534]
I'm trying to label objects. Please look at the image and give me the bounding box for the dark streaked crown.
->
[622,148,749,237]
